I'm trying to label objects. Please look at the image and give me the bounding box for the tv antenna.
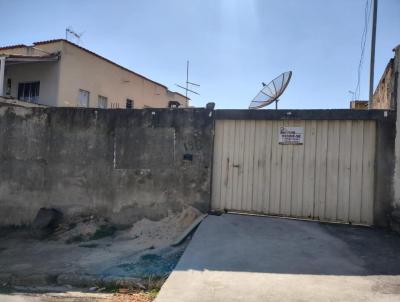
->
[65,27,84,44]
[348,90,356,101]
[249,71,292,110]
[175,60,200,99]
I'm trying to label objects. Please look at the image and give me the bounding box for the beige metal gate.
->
[211,119,376,225]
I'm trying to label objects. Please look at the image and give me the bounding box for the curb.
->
[0,272,146,290]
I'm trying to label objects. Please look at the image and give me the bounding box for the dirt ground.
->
[0,207,202,291]
[0,290,157,302]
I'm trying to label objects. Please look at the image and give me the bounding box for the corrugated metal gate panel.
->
[211,119,376,225]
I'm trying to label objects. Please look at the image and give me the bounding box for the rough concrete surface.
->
[156,214,400,302]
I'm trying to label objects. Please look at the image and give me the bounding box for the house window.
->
[168,101,180,108]
[98,95,108,109]
[78,89,90,107]
[18,81,40,103]
[126,99,133,109]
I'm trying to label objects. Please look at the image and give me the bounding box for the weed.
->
[79,243,99,248]
[0,286,13,294]
[146,288,160,299]
[90,225,116,240]
[101,283,121,293]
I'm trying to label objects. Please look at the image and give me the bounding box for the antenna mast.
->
[176,60,200,101]
[65,27,83,44]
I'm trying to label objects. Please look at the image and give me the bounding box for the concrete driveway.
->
[156,214,400,302]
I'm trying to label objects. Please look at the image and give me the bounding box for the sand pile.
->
[116,206,201,249]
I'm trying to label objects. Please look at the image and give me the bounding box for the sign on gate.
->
[278,127,304,145]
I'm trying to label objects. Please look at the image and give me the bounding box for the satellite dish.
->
[249,71,292,109]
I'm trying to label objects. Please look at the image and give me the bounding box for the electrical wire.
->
[354,0,372,100]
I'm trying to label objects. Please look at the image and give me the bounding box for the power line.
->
[354,0,372,100]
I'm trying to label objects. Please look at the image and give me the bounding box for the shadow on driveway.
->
[175,214,400,275]
[156,214,400,302]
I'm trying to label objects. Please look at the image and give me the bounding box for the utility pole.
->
[0,57,5,97]
[186,60,189,99]
[369,0,378,109]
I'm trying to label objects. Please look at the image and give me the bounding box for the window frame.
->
[126,98,134,109]
[78,89,90,107]
[17,81,40,103]
[98,95,108,109]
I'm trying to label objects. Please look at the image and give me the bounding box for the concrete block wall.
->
[0,105,214,226]
[372,59,395,110]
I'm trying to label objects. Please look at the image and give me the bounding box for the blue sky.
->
[1,0,399,109]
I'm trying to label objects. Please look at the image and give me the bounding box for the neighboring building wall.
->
[393,46,400,211]
[57,41,182,108]
[372,59,395,109]
[167,90,188,107]
[0,105,213,226]
[350,100,368,109]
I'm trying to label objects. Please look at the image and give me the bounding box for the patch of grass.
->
[90,225,117,240]
[0,286,13,294]
[101,283,121,293]
[143,275,166,291]
[79,243,99,248]
[0,225,29,237]
[146,288,160,300]
[8,224,29,230]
